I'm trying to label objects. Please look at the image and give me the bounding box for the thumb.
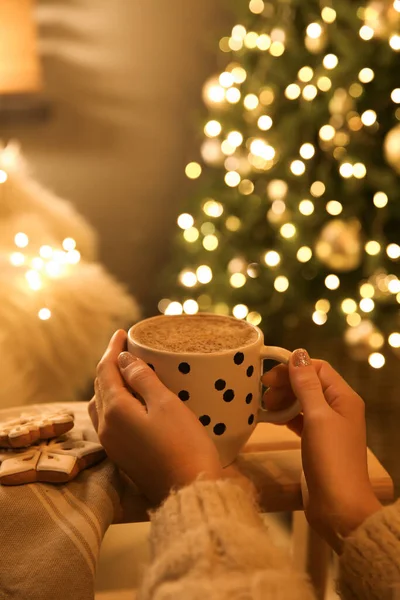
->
[289,349,328,416]
[118,352,169,405]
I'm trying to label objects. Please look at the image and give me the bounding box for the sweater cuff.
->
[340,499,400,599]
[149,479,263,558]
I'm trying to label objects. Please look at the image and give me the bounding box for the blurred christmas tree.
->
[160,0,400,369]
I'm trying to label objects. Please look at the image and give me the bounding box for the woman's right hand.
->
[262,349,383,551]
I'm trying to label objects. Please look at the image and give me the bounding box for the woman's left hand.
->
[88,330,224,505]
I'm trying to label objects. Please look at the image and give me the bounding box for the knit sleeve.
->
[137,479,316,600]
[339,499,400,599]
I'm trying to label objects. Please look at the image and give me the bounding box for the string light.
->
[165,302,183,315]
[231,66,247,84]
[365,241,381,255]
[270,41,285,56]
[359,25,374,40]
[310,181,325,197]
[368,353,385,368]
[285,84,301,100]
[326,200,343,215]
[312,310,328,325]
[225,171,241,187]
[62,238,76,252]
[321,7,336,23]
[280,223,296,238]
[387,243,400,259]
[180,270,197,287]
[203,234,219,251]
[183,227,199,242]
[233,304,249,319]
[297,246,312,262]
[225,216,241,231]
[341,298,358,314]
[244,94,259,110]
[299,199,314,215]
[14,232,29,248]
[0,170,8,183]
[361,110,377,126]
[10,252,25,266]
[360,298,375,312]
[339,163,353,178]
[290,160,306,175]
[196,265,213,283]
[203,200,223,217]
[183,300,199,314]
[325,274,340,289]
[373,192,388,208]
[317,76,332,91]
[323,54,338,69]
[353,163,367,178]
[258,115,273,130]
[299,143,315,159]
[360,283,375,298]
[388,333,400,348]
[238,180,254,195]
[302,85,318,100]
[204,120,222,137]
[264,250,281,266]
[274,275,289,292]
[347,313,362,327]
[388,278,400,294]
[298,66,314,82]
[358,68,374,83]
[178,213,194,229]
[319,124,336,141]
[391,89,400,103]
[226,88,241,103]
[185,162,202,179]
[306,23,323,38]
[257,34,271,50]
[230,273,246,288]
[389,35,400,51]
[244,32,258,49]
[246,311,262,325]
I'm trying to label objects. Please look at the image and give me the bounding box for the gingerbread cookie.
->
[0,410,74,448]
[0,429,106,485]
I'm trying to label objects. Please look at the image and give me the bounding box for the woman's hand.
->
[262,349,382,551]
[89,330,224,506]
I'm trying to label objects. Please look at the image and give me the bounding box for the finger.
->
[262,386,296,411]
[286,413,304,437]
[261,364,290,388]
[88,396,99,431]
[118,352,170,407]
[313,359,362,407]
[289,349,329,416]
[97,330,128,396]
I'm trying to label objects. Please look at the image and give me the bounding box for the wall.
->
[4,0,230,315]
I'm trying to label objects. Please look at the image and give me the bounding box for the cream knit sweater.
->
[137,480,400,600]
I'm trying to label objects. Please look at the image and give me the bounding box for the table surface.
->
[0,402,394,520]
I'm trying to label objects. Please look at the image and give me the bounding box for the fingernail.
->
[292,348,311,367]
[118,352,138,369]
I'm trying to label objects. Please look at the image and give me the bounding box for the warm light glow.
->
[299,199,314,215]
[271,200,286,214]
[238,179,254,195]
[280,223,296,238]
[365,241,381,255]
[256,34,271,50]
[285,84,301,100]
[247,311,262,326]
[360,283,375,298]
[165,301,183,316]
[360,298,375,312]
[250,139,275,160]
[244,94,259,110]
[185,162,202,179]
[178,213,194,230]
[258,115,273,130]
[319,124,335,141]
[244,32,258,49]
[315,299,330,313]
[349,83,363,98]
[347,313,362,327]
[14,232,29,248]
[264,250,281,267]
[359,25,374,40]
[298,66,314,82]
[391,88,400,103]
[225,171,241,187]
[38,308,51,321]
[368,353,385,369]
[388,278,400,294]
[323,54,338,69]
[321,7,336,22]
[299,143,315,159]
[317,76,332,92]
[25,270,42,290]
[225,216,241,231]
[326,200,343,215]
[249,0,264,13]
[389,332,400,348]
[66,249,80,265]
[310,181,325,197]
[297,246,312,262]
[373,192,388,208]
[232,25,246,39]
[302,85,318,101]
[180,270,197,287]
[290,160,306,175]
[325,274,340,290]
[358,68,374,83]
[341,298,358,314]
[307,23,322,38]
[361,110,377,126]
[226,87,241,103]
[230,272,246,288]
[182,299,199,314]
[231,66,247,84]
[203,200,223,218]
[204,120,222,137]
[0,170,8,183]
[270,41,285,57]
[389,35,400,51]
[62,238,76,252]
[353,163,367,179]
[387,243,400,259]
[274,275,289,292]
[203,235,219,251]
[233,304,249,319]
[312,310,328,325]
[196,265,213,284]
[31,257,44,270]
[339,163,353,178]
[183,227,199,243]
[10,251,25,266]
[219,72,234,88]
[227,131,243,147]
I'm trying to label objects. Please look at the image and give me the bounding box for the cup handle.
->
[257,346,301,424]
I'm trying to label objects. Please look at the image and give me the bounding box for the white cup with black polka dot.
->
[128,314,301,467]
